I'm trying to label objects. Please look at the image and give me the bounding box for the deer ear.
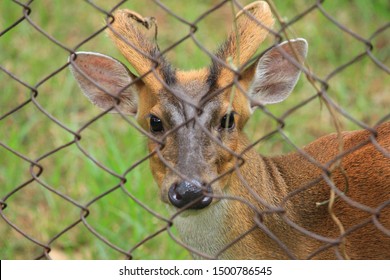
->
[69,52,141,115]
[247,39,308,108]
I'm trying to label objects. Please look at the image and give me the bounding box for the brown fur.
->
[218,122,390,259]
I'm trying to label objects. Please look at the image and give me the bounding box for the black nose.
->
[168,180,212,209]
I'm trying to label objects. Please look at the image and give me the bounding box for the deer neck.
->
[171,199,234,259]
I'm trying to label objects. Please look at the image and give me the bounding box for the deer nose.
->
[168,180,212,209]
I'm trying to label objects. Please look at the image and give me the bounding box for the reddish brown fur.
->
[221,122,390,259]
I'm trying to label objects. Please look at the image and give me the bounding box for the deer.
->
[69,1,390,259]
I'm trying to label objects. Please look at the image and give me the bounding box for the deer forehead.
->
[149,71,231,126]
[157,87,221,127]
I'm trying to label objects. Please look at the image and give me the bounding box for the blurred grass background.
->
[0,0,389,259]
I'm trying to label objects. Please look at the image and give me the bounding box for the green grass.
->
[0,0,389,259]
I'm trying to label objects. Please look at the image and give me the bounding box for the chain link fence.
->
[1,0,389,259]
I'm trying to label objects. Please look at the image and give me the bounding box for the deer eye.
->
[149,115,164,133]
[220,112,235,130]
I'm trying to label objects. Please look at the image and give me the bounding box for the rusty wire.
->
[1,0,389,260]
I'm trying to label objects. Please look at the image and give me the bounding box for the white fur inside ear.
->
[248,38,308,108]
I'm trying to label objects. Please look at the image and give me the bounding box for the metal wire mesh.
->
[1,0,389,259]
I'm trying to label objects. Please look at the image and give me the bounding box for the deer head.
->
[69,1,308,211]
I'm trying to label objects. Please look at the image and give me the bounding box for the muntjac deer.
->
[69,1,390,259]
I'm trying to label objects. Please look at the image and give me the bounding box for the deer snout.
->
[168,180,212,209]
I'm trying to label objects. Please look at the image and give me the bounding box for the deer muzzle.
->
[168,180,213,209]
